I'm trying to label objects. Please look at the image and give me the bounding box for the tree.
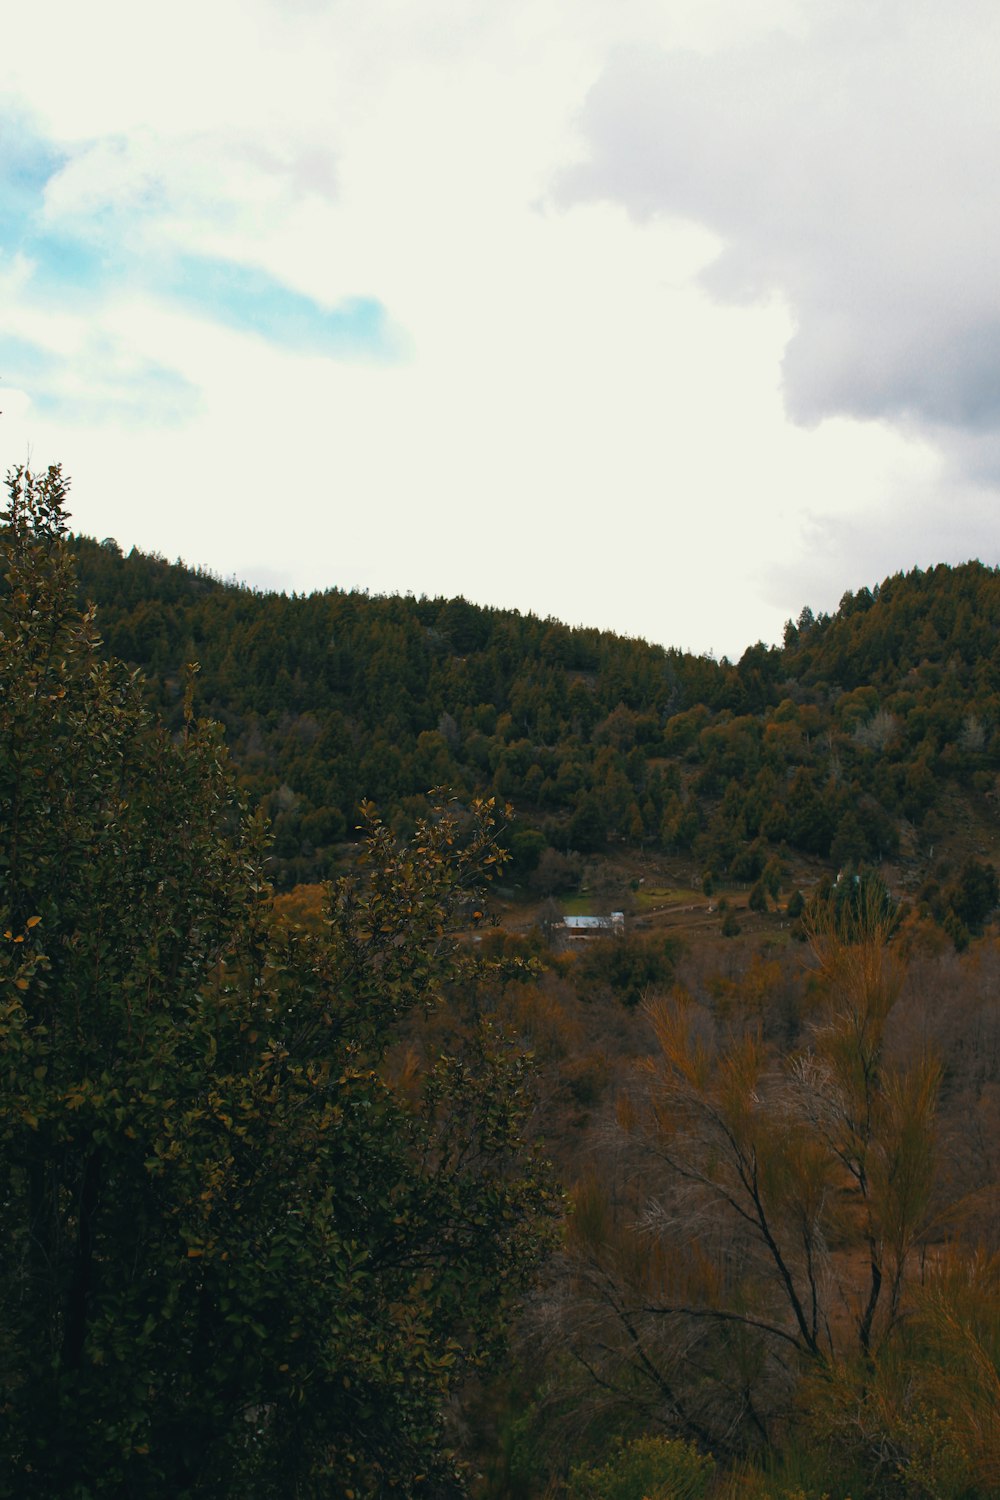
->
[747,880,768,913]
[553,894,939,1460]
[806,863,900,942]
[948,857,999,934]
[0,465,558,1497]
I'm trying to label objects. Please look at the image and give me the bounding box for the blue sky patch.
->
[20,231,112,299]
[164,255,402,360]
[1,114,404,432]
[2,117,401,363]
[0,117,66,219]
[2,119,121,303]
[0,333,54,380]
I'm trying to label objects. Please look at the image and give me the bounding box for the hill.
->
[5,483,997,1497]
[69,538,1000,941]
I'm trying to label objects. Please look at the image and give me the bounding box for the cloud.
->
[3,1,993,661]
[0,331,202,427]
[38,127,342,253]
[558,1,1000,447]
[761,464,999,623]
[0,110,402,431]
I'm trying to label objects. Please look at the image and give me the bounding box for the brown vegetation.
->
[451,900,1000,1498]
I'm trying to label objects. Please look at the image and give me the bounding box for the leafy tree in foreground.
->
[0,466,558,1497]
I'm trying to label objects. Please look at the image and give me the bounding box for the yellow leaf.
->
[26,916,42,928]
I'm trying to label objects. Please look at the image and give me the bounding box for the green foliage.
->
[566,1435,715,1500]
[0,467,559,1497]
[567,796,609,854]
[66,539,1000,932]
[786,890,805,920]
[507,826,548,878]
[580,934,683,1009]
[917,858,999,950]
[805,865,899,944]
[946,858,998,933]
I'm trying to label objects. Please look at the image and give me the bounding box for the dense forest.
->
[4,475,1000,1499]
[70,536,1000,943]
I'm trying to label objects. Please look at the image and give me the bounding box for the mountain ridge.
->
[66,536,1000,940]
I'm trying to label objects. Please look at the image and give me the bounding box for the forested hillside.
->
[71,538,1000,938]
[6,483,1000,1498]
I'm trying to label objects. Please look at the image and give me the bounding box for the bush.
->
[567,1434,715,1500]
[581,934,683,1008]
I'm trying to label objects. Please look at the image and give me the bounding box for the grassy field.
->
[631,883,702,910]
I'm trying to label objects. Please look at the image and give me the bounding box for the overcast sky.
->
[2,0,997,659]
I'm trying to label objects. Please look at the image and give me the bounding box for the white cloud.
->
[3,0,995,660]
[562,1,1000,439]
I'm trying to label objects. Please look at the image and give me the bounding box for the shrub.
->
[567,1434,715,1500]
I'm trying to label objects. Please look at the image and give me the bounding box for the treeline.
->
[71,540,1000,905]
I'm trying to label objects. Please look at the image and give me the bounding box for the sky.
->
[2,0,998,660]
